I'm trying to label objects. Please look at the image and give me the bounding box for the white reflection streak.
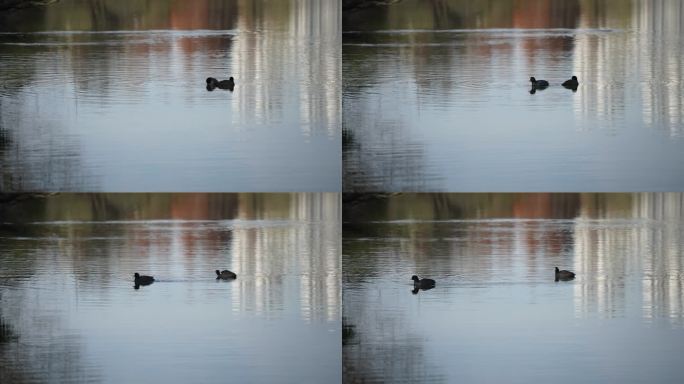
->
[169,221,185,278]
[638,193,684,326]
[230,1,271,129]
[291,0,341,137]
[635,0,684,136]
[573,1,683,136]
[229,0,339,135]
[229,194,340,323]
[231,226,269,316]
[294,193,341,323]
[572,27,617,132]
[573,194,684,326]
[572,214,617,319]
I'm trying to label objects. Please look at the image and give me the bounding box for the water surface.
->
[0,0,340,191]
[343,193,684,383]
[0,193,340,383]
[343,0,684,191]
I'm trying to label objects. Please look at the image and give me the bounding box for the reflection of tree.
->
[0,316,17,344]
[1,1,239,32]
[0,315,26,382]
[344,0,583,30]
[344,193,582,223]
[0,67,89,191]
[0,122,91,191]
[343,106,441,191]
[0,249,100,383]
[0,0,57,12]
[343,0,404,13]
[343,300,446,383]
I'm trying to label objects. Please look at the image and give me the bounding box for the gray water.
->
[0,0,340,192]
[0,193,340,383]
[343,193,684,383]
[343,0,684,191]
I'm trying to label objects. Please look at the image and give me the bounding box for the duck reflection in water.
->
[134,272,155,290]
[206,77,235,92]
[529,77,549,94]
[562,76,579,92]
[411,275,436,294]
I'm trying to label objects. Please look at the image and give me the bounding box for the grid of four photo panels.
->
[1,1,682,383]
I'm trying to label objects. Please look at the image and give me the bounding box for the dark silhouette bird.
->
[206,77,235,92]
[134,273,154,289]
[555,267,575,281]
[411,275,436,292]
[562,75,579,90]
[216,269,237,280]
[530,77,549,88]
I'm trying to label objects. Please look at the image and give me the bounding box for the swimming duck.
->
[206,77,234,91]
[562,76,579,89]
[530,77,549,88]
[217,77,234,88]
[555,267,575,281]
[216,269,237,280]
[134,272,154,286]
[411,275,436,289]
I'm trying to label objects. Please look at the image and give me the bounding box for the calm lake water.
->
[0,0,340,191]
[343,0,684,191]
[343,193,684,383]
[0,193,340,383]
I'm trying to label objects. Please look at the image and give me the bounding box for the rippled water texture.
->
[0,0,340,191]
[0,193,340,383]
[343,0,684,191]
[343,193,684,383]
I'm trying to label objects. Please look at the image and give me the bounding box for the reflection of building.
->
[573,193,684,326]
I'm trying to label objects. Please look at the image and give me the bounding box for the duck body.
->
[134,272,154,286]
[206,76,235,91]
[562,76,579,89]
[411,275,436,289]
[216,269,237,280]
[217,77,234,89]
[555,267,575,281]
[530,77,549,88]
